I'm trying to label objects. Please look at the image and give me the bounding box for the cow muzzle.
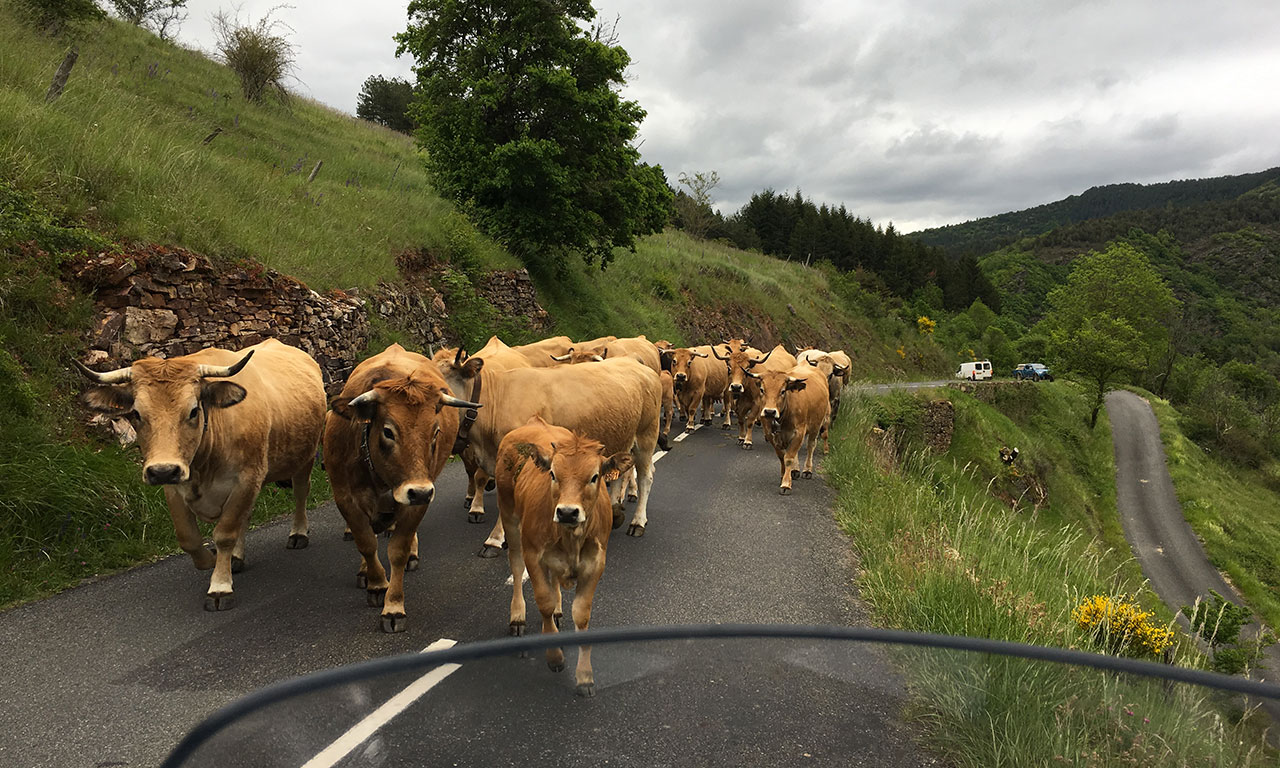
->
[396,484,436,506]
[761,408,780,420]
[729,383,744,394]
[555,505,584,526]
[144,463,186,485]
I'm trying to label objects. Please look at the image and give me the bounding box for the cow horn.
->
[453,347,466,366]
[808,358,818,367]
[711,346,730,360]
[73,359,133,384]
[834,363,849,375]
[692,350,708,358]
[349,390,380,407]
[197,350,254,379]
[750,349,772,367]
[601,347,608,359]
[440,393,482,409]
[746,370,762,379]
[549,352,572,362]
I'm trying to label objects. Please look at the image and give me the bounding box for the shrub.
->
[1182,590,1275,675]
[1072,594,1175,659]
[13,0,103,34]
[211,8,296,103]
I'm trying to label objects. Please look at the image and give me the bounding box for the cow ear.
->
[202,381,247,408]
[82,386,134,415]
[785,377,807,392]
[603,451,634,478]
[463,357,484,377]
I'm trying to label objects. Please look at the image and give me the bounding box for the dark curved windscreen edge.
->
[159,623,1280,768]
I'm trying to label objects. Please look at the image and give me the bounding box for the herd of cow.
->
[72,333,850,695]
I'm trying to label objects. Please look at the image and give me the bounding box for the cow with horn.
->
[74,339,325,611]
[326,343,481,632]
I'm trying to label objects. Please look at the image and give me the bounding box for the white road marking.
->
[672,423,703,442]
[301,638,461,768]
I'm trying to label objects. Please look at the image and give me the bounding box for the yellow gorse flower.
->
[1072,594,1175,659]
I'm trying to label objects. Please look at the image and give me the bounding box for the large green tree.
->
[395,0,672,272]
[356,75,415,134]
[1045,242,1178,427]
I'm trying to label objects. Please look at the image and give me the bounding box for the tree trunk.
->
[45,46,80,104]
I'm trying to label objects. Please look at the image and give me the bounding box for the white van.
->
[955,360,993,380]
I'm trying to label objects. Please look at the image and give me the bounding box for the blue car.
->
[1012,363,1053,381]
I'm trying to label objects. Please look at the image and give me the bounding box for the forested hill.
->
[980,180,1280,366]
[910,167,1280,257]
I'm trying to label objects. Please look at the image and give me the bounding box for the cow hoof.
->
[478,544,503,559]
[548,659,565,673]
[802,471,813,479]
[356,573,368,589]
[736,437,744,444]
[721,423,731,430]
[485,478,496,492]
[342,530,353,541]
[611,510,625,530]
[230,556,245,574]
[701,418,711,425]
[367,588,387,607]
[743,443,753,451]
[462,496,474,510]
[780,486,792,496]
[657,434,670,451]
[467,511,485,524]
[553,612,563,629]
[627,523,645,537]
[407,554,420,571]
[626,493,638,503]
[203,593,235,612]
[380,613,407,633]
[510,622,525,637]
[576,683,596,698]
[790,469,800,479]
[286,533,309,549]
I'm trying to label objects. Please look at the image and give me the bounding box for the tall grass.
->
[0,4,516,289]
[826,386,1273,764]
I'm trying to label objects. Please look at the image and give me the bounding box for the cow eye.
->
[382,427,395,441]
[590,473,599,484]
[188,407,199,421]
[548,470,557,482]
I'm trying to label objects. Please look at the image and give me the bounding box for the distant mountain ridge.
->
[910,168,1280,257]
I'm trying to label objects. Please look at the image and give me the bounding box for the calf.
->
[497,418,633,697]
[749,365,831,494]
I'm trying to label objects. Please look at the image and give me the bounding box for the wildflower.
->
[1072,595,1175,658]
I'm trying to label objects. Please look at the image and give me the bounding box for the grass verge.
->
[826,383,1272,765]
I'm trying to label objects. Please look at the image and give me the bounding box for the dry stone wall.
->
[68,244,548,389]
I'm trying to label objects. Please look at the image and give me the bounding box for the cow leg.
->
[699,386,713,425]
[572,559,603,697]
[803,428,820,478]
[407,533,420,571]
[462,450,480,512]
[720,392,733,429]
[779,431,804,495]
[286,464,311,549]
[527,563,564,672]
[230,511,250,573]
[205,484,258,611]
[623,467,638,502]
[627,448,655,537]
[165,488,214,571]
[479,517,506,558]
[380,506,426,633]
[467,466,491,524]
[505,527,527,635]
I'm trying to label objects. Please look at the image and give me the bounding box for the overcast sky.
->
[176,1,1280,232]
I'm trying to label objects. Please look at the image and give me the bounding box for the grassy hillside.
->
[825,382,1270,765]
[0,3,518,289]
[911,167,1280,258]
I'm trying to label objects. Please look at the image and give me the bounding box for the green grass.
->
[1140,389,1280,631]
[0,4,516,290]
[825,384,1270,765]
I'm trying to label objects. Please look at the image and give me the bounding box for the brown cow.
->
[712,343,768,449]
[748,363,831,494]
[496,418,633,697]
[509,335,575,368]
[550,335,661,374]
[661,345,730,428]
[435,354,662,549]
[75,339,324,610]
[325,343,480,632]
[802,354,850,435]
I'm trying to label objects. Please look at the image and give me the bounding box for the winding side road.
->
[1106,390,1279,682]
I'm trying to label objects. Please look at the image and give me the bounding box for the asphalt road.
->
[0,420,935,768]
[1106,390,1280,680]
